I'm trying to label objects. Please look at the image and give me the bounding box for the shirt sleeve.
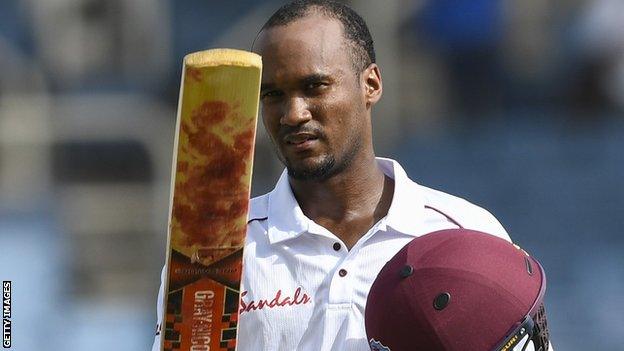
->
[151,264,166,351]
[467,205,511,242]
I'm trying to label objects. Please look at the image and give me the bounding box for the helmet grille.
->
[532,304,550,351]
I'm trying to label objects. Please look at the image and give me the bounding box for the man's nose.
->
[280,97,311,126]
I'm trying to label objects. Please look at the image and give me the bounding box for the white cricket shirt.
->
[152,158,511,351]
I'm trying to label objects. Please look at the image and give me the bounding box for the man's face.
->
[255,14,372,181]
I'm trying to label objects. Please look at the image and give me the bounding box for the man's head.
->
[254,1,382,181]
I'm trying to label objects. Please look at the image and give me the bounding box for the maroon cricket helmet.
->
[365,229,549,351]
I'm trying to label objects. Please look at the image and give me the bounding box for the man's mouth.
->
[284,133,318,145]
[282,132,319,151]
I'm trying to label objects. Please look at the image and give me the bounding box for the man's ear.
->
[362,63,383,107]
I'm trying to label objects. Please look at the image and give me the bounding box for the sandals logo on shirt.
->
[239,287,312,314]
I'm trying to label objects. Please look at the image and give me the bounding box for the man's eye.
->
[307,82,326,90]
[261,90,283,99]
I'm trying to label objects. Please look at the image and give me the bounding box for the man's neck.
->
[288,153,394,249]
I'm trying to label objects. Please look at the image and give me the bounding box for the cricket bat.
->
[160,49,262,351]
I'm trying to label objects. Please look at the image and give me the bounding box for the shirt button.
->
[333,242,341,251]
[338,269,347,277]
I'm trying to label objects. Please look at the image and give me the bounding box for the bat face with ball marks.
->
[160,49,262,351]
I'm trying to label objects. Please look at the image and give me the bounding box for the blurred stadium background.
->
[1,0,623,350]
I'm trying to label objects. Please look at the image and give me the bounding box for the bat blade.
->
[161,48,261,351]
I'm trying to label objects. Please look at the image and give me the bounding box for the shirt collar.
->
[266,157,425,244]
[378,157,426,235]
[267,170,310,243]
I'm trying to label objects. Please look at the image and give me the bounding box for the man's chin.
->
[286,156,336,181]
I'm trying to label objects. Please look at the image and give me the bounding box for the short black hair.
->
[258,0,375,73]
